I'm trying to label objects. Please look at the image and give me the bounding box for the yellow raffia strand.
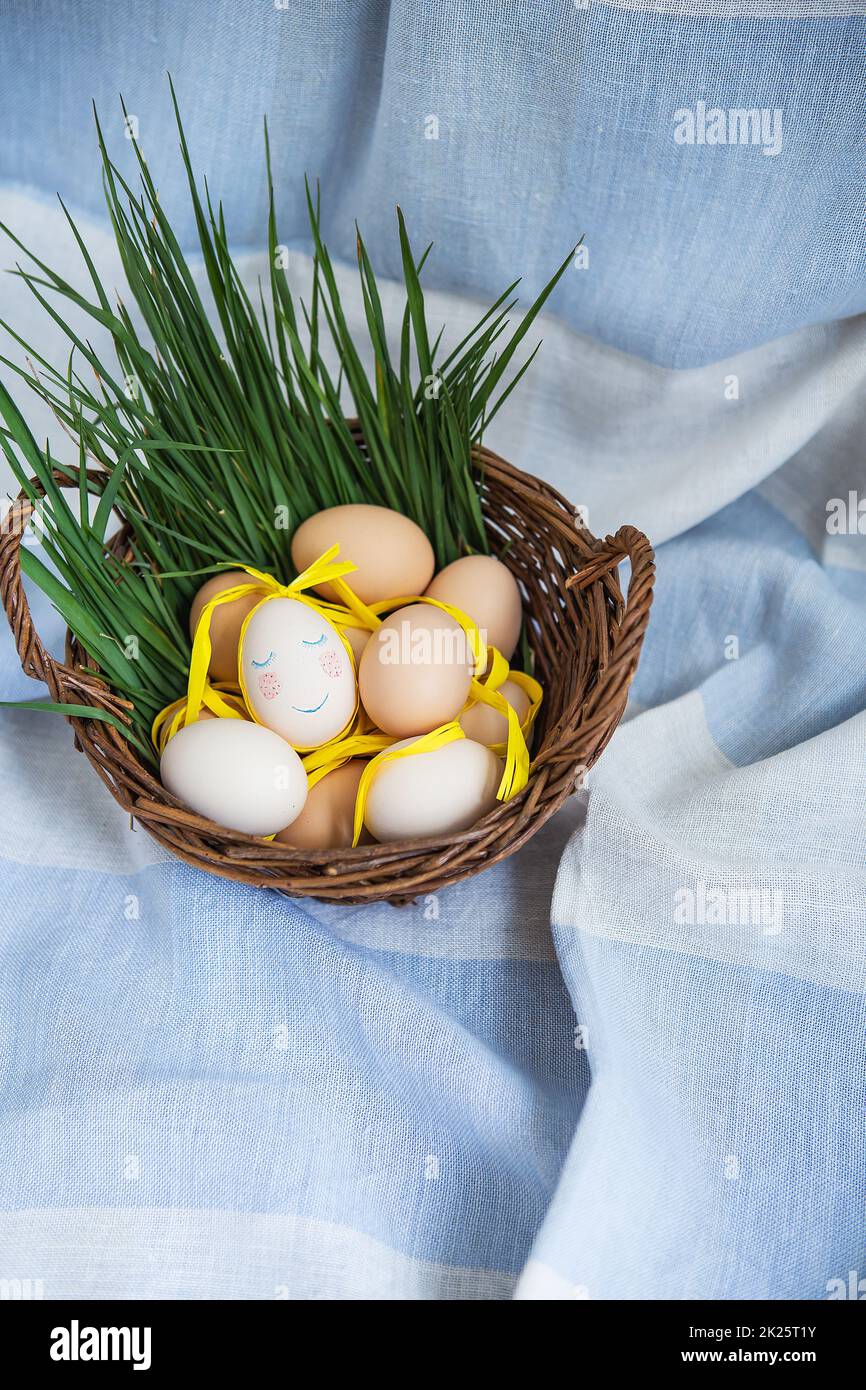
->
[463,647,543,760]
[302,730,397,791]
[152,680,247,754]
[326,575,381,633]
[473,680,527,799]
[503,668,543,740]
[351,720,466,846]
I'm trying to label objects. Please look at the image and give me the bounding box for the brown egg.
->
[291,504,435,604]
[425,555,522,660]
[459,678,531,745]
[359,603,474,738]
[275,759,370,850]
[342,625,371,666]
[189,572,261,684]
[198,703,249,725]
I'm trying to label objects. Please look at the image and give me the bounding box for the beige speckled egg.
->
[459,678,531,746]
[240,597,356,748]
[160,717,307,836]
[276,759,371,850]
[358,603,474,738]
[364,737,502,842]
[189,571,262,684]
[425,555,522,660]
[291,504,435,604]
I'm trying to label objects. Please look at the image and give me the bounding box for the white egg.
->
[240,597,357,748]
[160,717,308,836]
[364,736,502,842]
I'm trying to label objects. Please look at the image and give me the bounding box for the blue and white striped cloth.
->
[0,0,863,1299]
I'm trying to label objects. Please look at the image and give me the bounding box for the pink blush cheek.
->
[257,671,281,700]
[319,649,343,680]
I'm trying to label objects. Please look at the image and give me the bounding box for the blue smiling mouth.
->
[291,692,329,714]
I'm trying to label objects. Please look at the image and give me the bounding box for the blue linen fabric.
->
[1,0,864,368]
[0,1,864,1300]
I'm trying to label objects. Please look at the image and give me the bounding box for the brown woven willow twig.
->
[0,426,654,905]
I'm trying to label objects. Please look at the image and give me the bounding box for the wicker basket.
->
[0,427,655,906]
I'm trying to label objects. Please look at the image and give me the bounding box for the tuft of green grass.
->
[0,80,577,761]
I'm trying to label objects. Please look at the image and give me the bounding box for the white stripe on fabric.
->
[514,1258,591,1300]
[823,535,866,574]
[553,692,866,992]
[0,1206,515,1301]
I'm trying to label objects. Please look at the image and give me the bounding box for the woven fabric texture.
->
[0,1,863,1299]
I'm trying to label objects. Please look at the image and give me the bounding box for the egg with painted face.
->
[240,597,357,748]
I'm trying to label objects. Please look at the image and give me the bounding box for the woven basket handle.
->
[0,472,132,719]
[562,523,655,764]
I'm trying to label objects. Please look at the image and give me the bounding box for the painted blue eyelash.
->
[251,651,275,668]
[302,634,326,647]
